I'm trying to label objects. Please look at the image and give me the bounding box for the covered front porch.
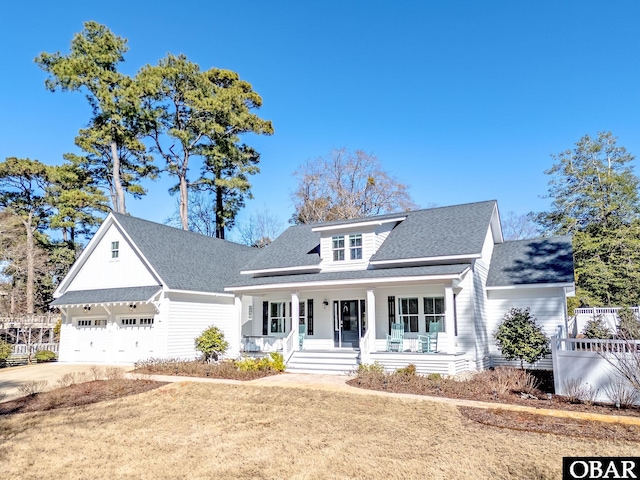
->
[234,278,476,374]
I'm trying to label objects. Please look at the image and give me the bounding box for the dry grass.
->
[0,382,637,480]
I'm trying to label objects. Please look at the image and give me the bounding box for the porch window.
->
[424,297,445,332]
[399,297,419,332]
[332,236,345,261]
[111,241,119,259]
[270,302,286,333]
[349,234,362,260]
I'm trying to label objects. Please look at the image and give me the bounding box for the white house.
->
[53,201,575,374]
[52,213,257,363]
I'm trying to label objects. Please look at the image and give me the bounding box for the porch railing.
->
[555,336,640,353]
[12,343,60,355]
[574,306,640,316]
[282,330,295,363]
[240,336,283,353]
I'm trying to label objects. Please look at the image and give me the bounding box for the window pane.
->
[271,303,278,317]
[410,316,418,332]
[434,297,444,314]
[424,297,434,315]
[350,248,362,260]
[299,302,305,317]
[349,235,362,247]
[409,298,418,314]
[400,298,408,313]
[332,236,344,249]
[333,250,344,261]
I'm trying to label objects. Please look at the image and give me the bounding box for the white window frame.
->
[349,234,362,260]
[332,236,345,261]
[111,241,120,259]
[424,297,445,332]
[399,297,419,333]
[270,302,286,334]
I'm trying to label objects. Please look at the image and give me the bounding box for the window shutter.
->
[388,296,395,334]
[307,299,314,336]
[262,301,268,335]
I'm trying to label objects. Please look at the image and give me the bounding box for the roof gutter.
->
[486,282,575,291]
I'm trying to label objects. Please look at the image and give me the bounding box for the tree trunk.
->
[179,175,189,230]
[111,141,126,214]
[24,213,35,315]
[216,180,225,239]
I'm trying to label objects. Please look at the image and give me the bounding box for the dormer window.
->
[111,241,119,259]
[332,236,345,261]
[332,234,362,261]
[350,234,362,260]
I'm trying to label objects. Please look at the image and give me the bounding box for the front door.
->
[333,300,361,348]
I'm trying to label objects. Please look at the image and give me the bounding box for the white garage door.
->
[116,316,155,363]
[72,318,108,362]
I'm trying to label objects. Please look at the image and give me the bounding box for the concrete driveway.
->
[0,363,134,402]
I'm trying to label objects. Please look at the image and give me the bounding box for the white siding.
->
[453,269,477,360]
[470,260,491,368]
[166,293,237,359]
[486,287,566,369]
[374,222,397,251]
[479,225,495,265]
[67,224,159,291]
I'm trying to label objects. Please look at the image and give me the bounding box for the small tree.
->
[495,308,550,369]
[0,339,12,360]
[617,307,640,340]
[194,326,229,362]
[582,315,613,339]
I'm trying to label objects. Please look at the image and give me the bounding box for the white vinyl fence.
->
[551,331,640,405]
[571,306,640,337]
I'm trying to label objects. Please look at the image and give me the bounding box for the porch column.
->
[364,289,376,363]
[445,286,456,354]
[234,295,243,357]
[291,292,300,351]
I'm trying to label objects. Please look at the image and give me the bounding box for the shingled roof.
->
[227,264,471,289]
[51,286,161,306]
[241,224,321,271]
[487,236,574,287]
[371,201,498,262]
[242,201,499,272]
[112,214,259,293]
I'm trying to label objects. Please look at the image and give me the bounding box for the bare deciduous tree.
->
[501,211,540,240]
[237,208,284,248]
[291,149,418,224]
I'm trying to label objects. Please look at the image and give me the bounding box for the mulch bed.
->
[460,407,640,442]
[133,359,282,380]
[0,379,167,416]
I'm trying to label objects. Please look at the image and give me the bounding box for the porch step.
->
[286,350,360,375]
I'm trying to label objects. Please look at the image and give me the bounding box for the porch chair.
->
[386,323,404,352]
[298,324,306,350]
[417,320,442,353]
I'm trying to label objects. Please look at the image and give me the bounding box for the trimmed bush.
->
[0,339,11,360]
[35,350,57,363]
[617,307,640,339]
[582,315,613,339]
[495,308,550,369]
[195,326,229,362]
[396,364,417,376]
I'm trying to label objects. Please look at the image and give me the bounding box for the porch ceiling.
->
[225,264,470,292]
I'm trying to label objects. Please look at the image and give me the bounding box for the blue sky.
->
[2,1,640,240]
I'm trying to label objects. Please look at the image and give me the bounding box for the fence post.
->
[551,327,561,396]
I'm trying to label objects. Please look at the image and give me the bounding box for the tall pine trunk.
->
[216,182,225,239]
[23,213,35,315]
[111,141,126,214]
[179,175,189,230]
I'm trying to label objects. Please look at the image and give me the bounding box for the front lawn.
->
[1,382,637,479]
